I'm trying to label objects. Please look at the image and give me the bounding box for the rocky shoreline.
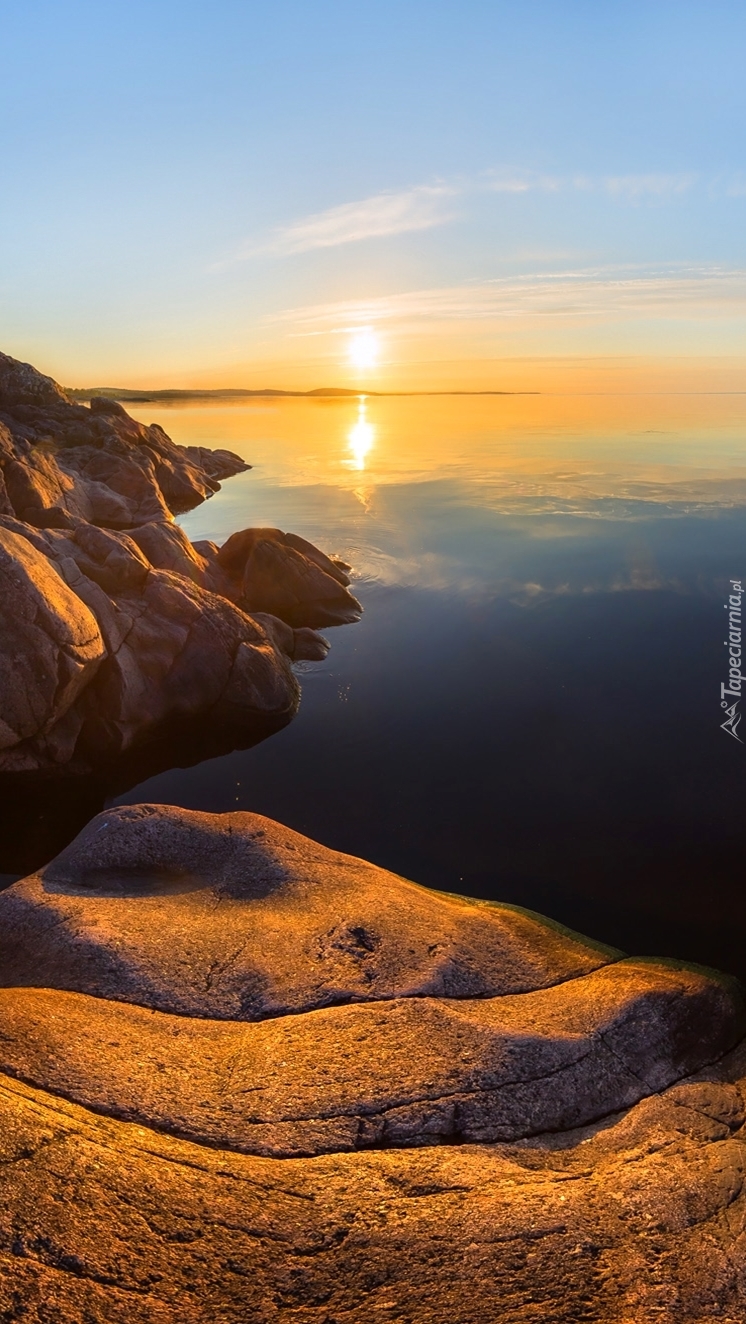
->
[1,351,746,1321]
[0,351,360,785]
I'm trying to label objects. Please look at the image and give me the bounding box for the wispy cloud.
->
[603,173,696,201]
[273,265,746,334]
[235,184,457,261]
[482,169,704,199]
[483,168,698,201]
[482,169,698,202]
[218,165,742,268]
[480,169,562,194]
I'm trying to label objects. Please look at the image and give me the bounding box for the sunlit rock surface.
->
[0,804,615,1017]
[0,351,360,775]
[0,804,745,1320]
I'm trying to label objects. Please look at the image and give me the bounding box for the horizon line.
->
[65,385,746,403]
[66,386,541,402]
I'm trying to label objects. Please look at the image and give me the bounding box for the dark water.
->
[8,394,746,978]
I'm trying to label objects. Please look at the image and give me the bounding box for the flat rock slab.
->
[0,805,619,1017]
[0,960,739,1157]
[1,803,745,1319]
[1,1059,746,1323]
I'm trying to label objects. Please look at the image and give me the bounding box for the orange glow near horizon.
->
[128,388,746,520]
[50,353,746,400]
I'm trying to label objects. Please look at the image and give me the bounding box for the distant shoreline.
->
[66,386,539,403]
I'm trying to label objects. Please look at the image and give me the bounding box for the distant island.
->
[66,386,532,402]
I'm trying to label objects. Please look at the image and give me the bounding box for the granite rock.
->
[0,352,360,775]
[0,516,303,774]
[215,527,362,628]
[0,353,241,529]
[0,805,744,1320]
[5,1063,746,1324]
[0,804,617,1017]
[0,525,105,756]
[0,960,737,1159]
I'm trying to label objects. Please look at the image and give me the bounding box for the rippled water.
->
[30,394,746,974]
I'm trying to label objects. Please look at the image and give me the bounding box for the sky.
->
[2,0,746,390]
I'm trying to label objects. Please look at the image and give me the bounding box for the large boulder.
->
[216,527,362,628]
[0,525,105,759]
[0,806,744,1320]
[0,804,615,1017]
[0,517,304,774]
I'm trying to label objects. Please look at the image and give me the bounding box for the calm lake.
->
[14,393,746,976]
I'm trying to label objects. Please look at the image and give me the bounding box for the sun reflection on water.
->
[132,393,746,519]
[347,397,375,471]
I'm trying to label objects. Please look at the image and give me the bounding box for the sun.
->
[348,327,379,371]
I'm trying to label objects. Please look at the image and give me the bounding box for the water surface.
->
[89,393,746,976]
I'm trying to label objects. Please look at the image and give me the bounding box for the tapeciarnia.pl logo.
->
[721,578,743,742]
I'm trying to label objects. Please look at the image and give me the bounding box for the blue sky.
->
[2,0,745,386]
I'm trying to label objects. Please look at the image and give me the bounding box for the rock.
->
[0,804,617,1018]
[216,527,363,628]
[0,351,248,528]
[128,521,210,585]
[0,805,745,1320]
[2,1068,746,1324]
[0,516,304,775]
[252,612,331,662]
[0,464,14,517]
[0,351,361,780]
[0,961,737,1159]
[183,443,254,482]
[0,526,105,761]
[0,352,69,408]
